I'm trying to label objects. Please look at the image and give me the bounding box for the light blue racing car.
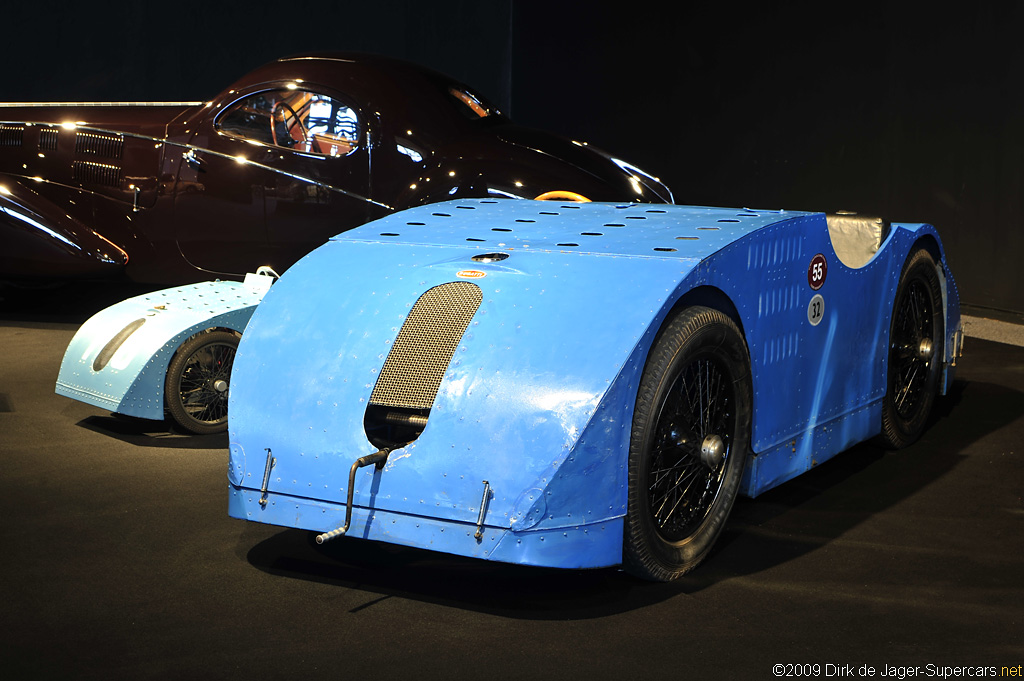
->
[55,269,277,434]
[223,199,962,580]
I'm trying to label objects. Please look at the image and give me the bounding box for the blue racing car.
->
[55,269,277,434]
[220,199,962,580]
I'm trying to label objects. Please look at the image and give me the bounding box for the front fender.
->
[56,277,271,420]
[0,177,128,280]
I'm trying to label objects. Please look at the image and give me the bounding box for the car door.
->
[173,86,373,277]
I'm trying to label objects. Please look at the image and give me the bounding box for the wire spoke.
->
[178,342,234,423]
[890,278,934,420]
[647,355,735,541]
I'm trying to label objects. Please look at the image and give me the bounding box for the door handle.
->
[183,149,205,171]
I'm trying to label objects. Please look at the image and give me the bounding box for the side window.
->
[448,87,495,119]
[216,89,361,157]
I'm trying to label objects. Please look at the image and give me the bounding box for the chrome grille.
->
[72,160,123,187]
[369,282,482,410]
[75,131,123,159]
[0,124,24,147]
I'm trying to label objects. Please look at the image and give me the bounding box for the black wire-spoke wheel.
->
[879,248,944,448]
[164,330,239,435]
[624,307,752,581]
[649,356,736,541]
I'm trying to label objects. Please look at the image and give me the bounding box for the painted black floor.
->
[1,287,1021,680]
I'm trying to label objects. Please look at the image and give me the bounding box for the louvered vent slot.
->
[72,161,123,187]
[38,128,59,151]
[365,281,483,449]
[75,131,123,159]
[0,124,24,147]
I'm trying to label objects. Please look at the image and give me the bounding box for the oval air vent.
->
[471,252,509,263]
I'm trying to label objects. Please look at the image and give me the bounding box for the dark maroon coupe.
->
[0,53,673,285]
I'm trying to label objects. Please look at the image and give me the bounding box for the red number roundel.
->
[808,254,827,290]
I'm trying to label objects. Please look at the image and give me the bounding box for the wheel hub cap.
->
[213,379,229,393]
[918,338,934,360]
[700,434,726,470]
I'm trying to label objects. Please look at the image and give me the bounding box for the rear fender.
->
[0,177,128,279]
[55,277,271,419]
[919,234,963,394]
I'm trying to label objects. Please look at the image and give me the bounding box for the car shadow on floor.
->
[77,413,228,449]
[710,376,1019,568]
[244,526,691,620]
[240,376,1022,618]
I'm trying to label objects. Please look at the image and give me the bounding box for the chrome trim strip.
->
[0,101,205,107]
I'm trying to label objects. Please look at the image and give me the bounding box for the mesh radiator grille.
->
[369,281,482,410]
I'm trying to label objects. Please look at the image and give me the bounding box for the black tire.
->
[624,306,752,581]
[879,248,944,449]
[164,330,239,435]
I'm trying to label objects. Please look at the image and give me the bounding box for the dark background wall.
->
[4,1,1020,314]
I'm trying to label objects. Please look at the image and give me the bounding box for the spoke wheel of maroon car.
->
[879,248,944,449]
[164,330,239,435]
[624,306,752,581]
